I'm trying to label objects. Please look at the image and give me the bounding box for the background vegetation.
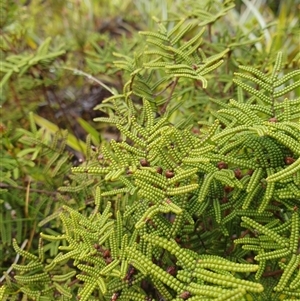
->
[0,0,299,300]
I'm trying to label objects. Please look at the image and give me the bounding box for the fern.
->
[3,4,300,301]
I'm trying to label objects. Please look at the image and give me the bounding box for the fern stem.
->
[160,77,179,114]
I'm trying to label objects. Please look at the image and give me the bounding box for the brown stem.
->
[160,77,179,115]
[153,80,174,97]
[262,269,283,277]
[0,183,57,195]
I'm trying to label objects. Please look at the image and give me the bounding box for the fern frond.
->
[139,31,169,42]
[274,254,300,292]
[170,22,194,45]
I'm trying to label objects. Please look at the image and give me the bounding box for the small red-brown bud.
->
[268,117,278,122]
[224,186,233,193]
[221,197,229,203]
[126,169,133,175]
[175,237,181,243]
[156,167,163,174]
[179,291,191,300]
[166,266,176,276]
[217,161,228,169]
[105,257,113,264]
[234,168,242,179]
[94,243,100,250]
[247,169,254,176]
[140,158,150,167]
[192,127,200,134]
[246,257,254,263]
[165,170,175,178]
[166,199,172,204]
[103,249,111,258]
[285,156,295,165]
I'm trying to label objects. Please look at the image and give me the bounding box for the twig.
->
[153,80,174,97]
[0,239,28,283]
[160,77,179,115]
[0,183,57,195]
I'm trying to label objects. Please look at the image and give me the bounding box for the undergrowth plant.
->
[1,1,300,301]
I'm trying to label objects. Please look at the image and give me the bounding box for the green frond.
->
[179,27,205,54]
[251,104,274,116]
[213,199,222,224]
[246,167,264,193]
[170,22,194,45]
[144,49,174,59]
[52,270,77,282]
[212,125,249,141]
[116,124,147,148]
[229,99,262,123]
[167,45,194,65]
[271,52,283,81]
[274,254,300,292]
[200,59,225,76]
[139,31,169,42]
[0,286,7,299]
[152,16,168,34]
[52,282,72,298]
[274,80,300,98]
[93,116,121,124]
[151,275,173,300]
[167,18,186,38]
[289,211,300,253]
[193,268,263,293]
[14,272,50,284]
[213,288,247,301]
[290,265,300,289]
[71,166,109,175]
[12,239,38,261]
[199,120,220,145]
[6,5,300,299]
[101,188,129,197]
[119,291,154,301]
[233,79,272,104]
[119,141,145,157]
[198,173,215,203]
[214,169,243,189]
[167,168,198,185]
[274,69,300,87]
[241,217,289,248]
[254,248,290,261]
[237,65,272,84]
[161,199,182,214]
[217,108,253,126]
[266,157,300,182]
[135,169,167,189]
[143,234,195,268]
[233,73,273,92]
[127,246,185,292]
[258,180,275,214]
[145,38,171,52]
[40,232,66,241]
[136,181,165,202]
[76,278,98,301]
[12,261,43,272]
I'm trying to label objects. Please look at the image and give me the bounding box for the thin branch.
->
[153,80,174,97]
[160,77,179,115]
[0,239,28,283]
[0,183,57,195]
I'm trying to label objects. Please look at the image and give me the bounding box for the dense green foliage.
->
[1,0,299,300]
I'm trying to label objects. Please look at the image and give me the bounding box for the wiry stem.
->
[160,77,179,115]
